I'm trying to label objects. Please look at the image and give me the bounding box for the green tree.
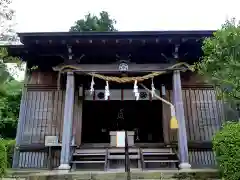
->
[0,0,22,139]
[0,0,16,41]
[0,0,19,82]
[0,140,7,178]
[0,80,22,138]
[196,18,240,102]
[70,11,117,32]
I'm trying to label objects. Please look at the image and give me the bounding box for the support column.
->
[173,70,191,169]
[58,72,75,170]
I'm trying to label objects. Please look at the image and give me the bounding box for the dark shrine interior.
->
[82,100,163,144]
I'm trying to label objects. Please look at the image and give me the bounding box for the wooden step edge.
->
[144,160,179,163]
[108,155,140,160]
[73,153,105,156]
[71,161,105,164]
[143,153,176,155]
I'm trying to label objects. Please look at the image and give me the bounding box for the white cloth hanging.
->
[133,80,139,100]
[105,81,110,100]
[89,76,95,95]
[151,78,156,97]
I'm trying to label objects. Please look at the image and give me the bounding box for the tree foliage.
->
[196,19,240,102]
[70,11,117,32]
[0,80,22,138]
[0,0,22,139]
[0,0,16,41]
[0,140,7,178]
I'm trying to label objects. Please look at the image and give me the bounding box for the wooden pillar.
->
[58,72,75,170]
[173,70,191,169]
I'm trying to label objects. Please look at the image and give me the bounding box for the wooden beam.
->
[53,63,183,73]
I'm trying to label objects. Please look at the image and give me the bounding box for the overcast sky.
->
[9,0,240,80]
[12,0,240,32]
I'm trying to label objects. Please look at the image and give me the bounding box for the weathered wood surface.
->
[53,63,183,73]
[27,71,58,86]
[18,90,82,145]
[26,68,211,87]
[169,88,225,142]
[161,90,171,144]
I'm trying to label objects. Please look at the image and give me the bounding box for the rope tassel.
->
[170,105,178,129]
[140,83,178,129]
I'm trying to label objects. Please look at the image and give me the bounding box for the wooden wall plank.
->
[19,152,47,168]
[183,88,225,142]
[167,88,225,143]
[17,88,83,168]
[162,90,171,144]
[188,150,217,168]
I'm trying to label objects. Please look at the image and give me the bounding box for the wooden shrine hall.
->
[6,31,226,171]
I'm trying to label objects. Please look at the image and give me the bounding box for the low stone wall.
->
[6,169,220,180]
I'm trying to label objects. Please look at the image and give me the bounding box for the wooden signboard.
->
[45,136,58,146]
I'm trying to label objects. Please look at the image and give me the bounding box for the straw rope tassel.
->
[170,105,178,129]
[140,83,178,129]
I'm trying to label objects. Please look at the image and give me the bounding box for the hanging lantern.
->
[105,81,110,100]
[133,80,139,100]
[151,78,155,97]
[89,76,95,95]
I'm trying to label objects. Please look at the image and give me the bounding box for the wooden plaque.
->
[45,136,58,146]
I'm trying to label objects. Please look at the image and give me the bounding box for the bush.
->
[3,139,15,167]
[212,122,240,180]
[0,139,7,178]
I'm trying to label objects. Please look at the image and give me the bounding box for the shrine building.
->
[6,31,228,171]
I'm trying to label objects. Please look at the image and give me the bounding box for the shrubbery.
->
[2,139,15,167]
[0,139,7,178]
[212,122,240,180]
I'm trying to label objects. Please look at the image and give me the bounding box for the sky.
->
[9,0,240,80]
[12,0,240,32]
